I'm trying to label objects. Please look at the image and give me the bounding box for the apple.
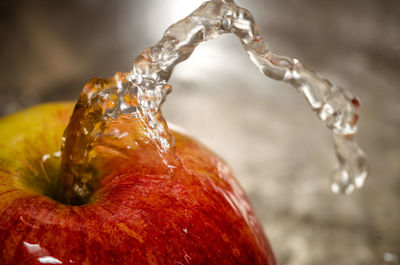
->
[0,102,275,264]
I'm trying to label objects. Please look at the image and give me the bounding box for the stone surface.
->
[1,0,399,264]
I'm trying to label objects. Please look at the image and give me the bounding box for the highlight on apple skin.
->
[0,102,276,264]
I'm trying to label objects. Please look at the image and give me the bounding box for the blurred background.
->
[1,0,399,264]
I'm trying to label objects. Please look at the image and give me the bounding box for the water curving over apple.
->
[60,0,368,204]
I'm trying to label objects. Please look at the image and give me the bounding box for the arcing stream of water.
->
[59,0,367,204]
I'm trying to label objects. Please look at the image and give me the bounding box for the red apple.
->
[0,102,275,264]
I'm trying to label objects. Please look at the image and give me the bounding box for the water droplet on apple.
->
[23,242,42,254]
[37,256,63,264]
[23,241,63,264]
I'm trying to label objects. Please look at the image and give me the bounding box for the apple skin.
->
[0,103,275,265]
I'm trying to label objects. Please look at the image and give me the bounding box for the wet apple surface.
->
[0,103,275,264]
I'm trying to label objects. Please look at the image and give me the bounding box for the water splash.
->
[60,0,368,202]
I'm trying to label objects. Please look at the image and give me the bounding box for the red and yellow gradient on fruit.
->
[0,102,275,264]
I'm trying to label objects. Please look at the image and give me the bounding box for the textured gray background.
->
[1,1,399,264]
